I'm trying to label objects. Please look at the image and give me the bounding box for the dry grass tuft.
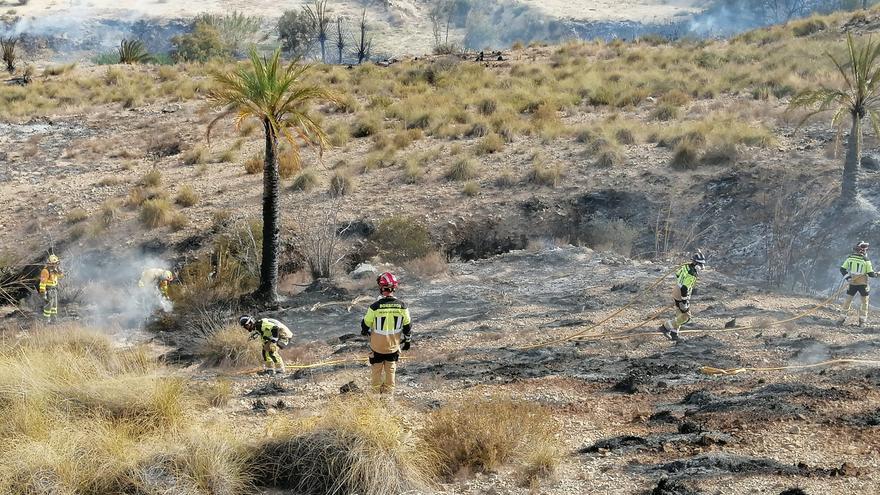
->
[251,397,435,495]
[140,168,163,187]
[476,133,504,155]
[462,181,480,196]
[65,208,89,224]
[183,145,209,165]
[244,155,263,174]
[140,198,174,228]
[291,169,320,192]
[527,163,564,187]
[329,171,355,197]
[445,158,478,181]
[197,325,261,368]
[403,252,448,278]
[175,184,200,207]
[278,149,302,179]
[420,396,560,479]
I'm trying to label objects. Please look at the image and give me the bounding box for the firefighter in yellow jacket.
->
[38,254,64,323]
[240,315,293,375]
[138,268,174,299]
[361,272,412,395]
[838,241,876,327]
[659,251,706,342]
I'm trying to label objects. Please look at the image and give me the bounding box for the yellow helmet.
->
[163,270,174,282]
[47,254,60,264]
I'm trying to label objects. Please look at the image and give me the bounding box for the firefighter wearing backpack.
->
[838,241,876,328]
[39,254,64,323]
[659,251,706,342]
[361,272,412,395]
[239,315,293,375]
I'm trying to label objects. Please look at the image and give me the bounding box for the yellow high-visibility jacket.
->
[361,296,412,354]
[39,267,63,294]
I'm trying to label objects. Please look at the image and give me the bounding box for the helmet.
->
[855,241,870,256]
[163,270,174,282]
[47,254,59,264]
[239,315,256,329]
[691,250,706,267]
[377,272,399,292]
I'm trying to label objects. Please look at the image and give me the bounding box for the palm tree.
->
[209,48,335,304]
[305,0,330,63]
[790,33,880,205]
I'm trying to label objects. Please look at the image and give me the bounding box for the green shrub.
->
[371,216,432,262]
[172,21,229,62]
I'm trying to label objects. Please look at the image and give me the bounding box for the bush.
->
[118,39,152,64]
[141,168,163,187]
[527,163,564,188]
[65,208,89,224]
[670,139,702,169]
[496,169,517,188]
[402,160,425,184]
[371,216,432,262]
[291,169,319,192]
[329,172,355,197]
[792,18,827,37]
[420,397,559,479]
[197,325,261,368]
[279,149,301,179]
[100,199,122,227]
[183,145,209,165]
[701,142,739,166]
[445,158,478,181]
[595,146,624,168]
[403,252,448,278]
[477,98,497,115]
[170,212,190,231]
[250,397,434,494]
[172,20,229,62]
[462,181,480,196]
[140,199,174,228]
[651,103,679,121]
[175,184,200,207]
[278,9,316,56]
[476,133,504,155]
[351,114,381,138]
[244,155,263,174]
[614,127,636,145]
[580,218,638,256]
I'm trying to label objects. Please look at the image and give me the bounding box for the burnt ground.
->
[188,246,880,494]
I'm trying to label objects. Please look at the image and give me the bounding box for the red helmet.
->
[377,272,399,291]
[855,241,870,256]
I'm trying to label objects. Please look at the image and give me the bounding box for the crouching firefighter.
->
[361,272,412,395]
[659,251,706,342]
[239,315,293,375]
[838,241,876,328]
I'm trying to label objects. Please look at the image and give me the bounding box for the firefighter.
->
[659,251,706,342]
[839,241,876,327]
[240,315,293,375]
[361,272,412,395]
[38,254,64,323]
[138,268,174,299]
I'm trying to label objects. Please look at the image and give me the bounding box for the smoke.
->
[60,247,175,331]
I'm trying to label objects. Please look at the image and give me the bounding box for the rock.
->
[162,103,181,113]
[651,478,700,495]
[678,421,703,434]
[340,381,360,394]
[861,154,880,171]
[350,263,377,279]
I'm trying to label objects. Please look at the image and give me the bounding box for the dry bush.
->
[100,199,122,227]
[146,133,183,157]
[127,186,148,207]
[476,133,504,155]
[351,113,381,138]
[402,159,425,184]
[701,142,739,166]
[98,176,124,187]
[65,208,88,224]
[329,172,355,197]
[176,184,200,207]
[580,218,638,256]
[613,127,636,145]
[403,252,448,279]
[201,379,234,407]
[251,397,435,495]
[791,17,826,37]
[420,396,560,479]
[595,145,624,168]
[244,155,262,174]
[140,168,163,187]
[670,139,702,170]
[184,145,209,165]
[496,169,517,188]
[462,181,480,196]
[477,98,497,115]
[170,212,190,231]
[291,169,320,192]
[445,158,478,181]
[278,148,302,179]
[371,216,432,262]
[197,325,261,368]
[217,147,238,163]
[651,103,679,121]
[140,199,174,228]
[527,163,564,187]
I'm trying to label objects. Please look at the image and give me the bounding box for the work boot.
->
[659,325,675,341]
[669,331,680,342]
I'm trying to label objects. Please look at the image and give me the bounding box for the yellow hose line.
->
[232,356,413,376]
[517,265,679,350]
[700,358,880,375]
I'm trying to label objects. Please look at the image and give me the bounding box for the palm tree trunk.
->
[256,117,280,304]
[320,39,326,64]
[842,111,862,204]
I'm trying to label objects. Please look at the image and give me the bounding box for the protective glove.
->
[361,328,370,336]
[844,274,852,282]
[401,340,411,351]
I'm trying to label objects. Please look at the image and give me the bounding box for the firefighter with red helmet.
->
[839,241,876,327]
[361,272,412,395]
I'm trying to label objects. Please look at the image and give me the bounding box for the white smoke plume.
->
[59,247,175,333]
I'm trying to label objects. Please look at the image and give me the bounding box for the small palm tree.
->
[2,37,17,74]
[118,39,152,64]
[790,33,880,205]
[209,48,335,304]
